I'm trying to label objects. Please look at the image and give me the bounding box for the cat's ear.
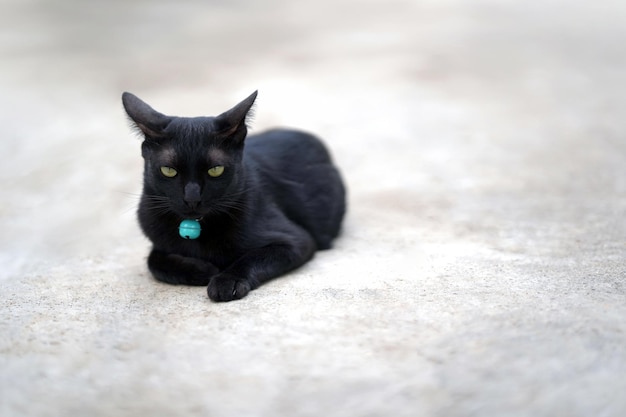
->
[122,92,172,139]
[215,90,258,143]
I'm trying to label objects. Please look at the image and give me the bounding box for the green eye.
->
[208,165,225,177]
[160,166,178,178]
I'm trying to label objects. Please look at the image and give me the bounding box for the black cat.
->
[122,91,346,301]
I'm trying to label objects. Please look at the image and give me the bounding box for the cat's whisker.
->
[117,190,143,197]
[122,203,138,215]
[227,186,258,196]
[142,195,175,216]
[211,199,247,210]
[143,194,168,200]
[112,191,142,214]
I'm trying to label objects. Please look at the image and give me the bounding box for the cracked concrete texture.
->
[1,0,625,416]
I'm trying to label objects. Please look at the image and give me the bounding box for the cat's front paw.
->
[207,273,251,302]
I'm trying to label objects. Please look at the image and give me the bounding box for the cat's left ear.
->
[215,90,258,143]
[122,92,172,139]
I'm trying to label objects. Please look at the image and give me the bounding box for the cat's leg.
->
[303,165,346,250]
[148,249,219,286]
[207,228,316,302]
[283,164,346,250]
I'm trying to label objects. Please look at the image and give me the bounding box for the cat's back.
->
[244,128,332,166]
[244,128,345,249]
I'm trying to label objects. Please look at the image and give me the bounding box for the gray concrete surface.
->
[1,0,625,416]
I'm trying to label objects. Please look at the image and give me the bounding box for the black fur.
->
[122,91,346,301]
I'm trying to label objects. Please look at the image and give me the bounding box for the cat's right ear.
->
[122,92,172,139]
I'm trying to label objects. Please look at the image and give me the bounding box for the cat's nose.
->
[184,182,202,209]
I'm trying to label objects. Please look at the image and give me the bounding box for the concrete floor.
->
[1,0,625,416]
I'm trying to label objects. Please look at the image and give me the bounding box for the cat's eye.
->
[208,166,225,177]
[160,166,178,178]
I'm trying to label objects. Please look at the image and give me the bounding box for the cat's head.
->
[122,91,257,219]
